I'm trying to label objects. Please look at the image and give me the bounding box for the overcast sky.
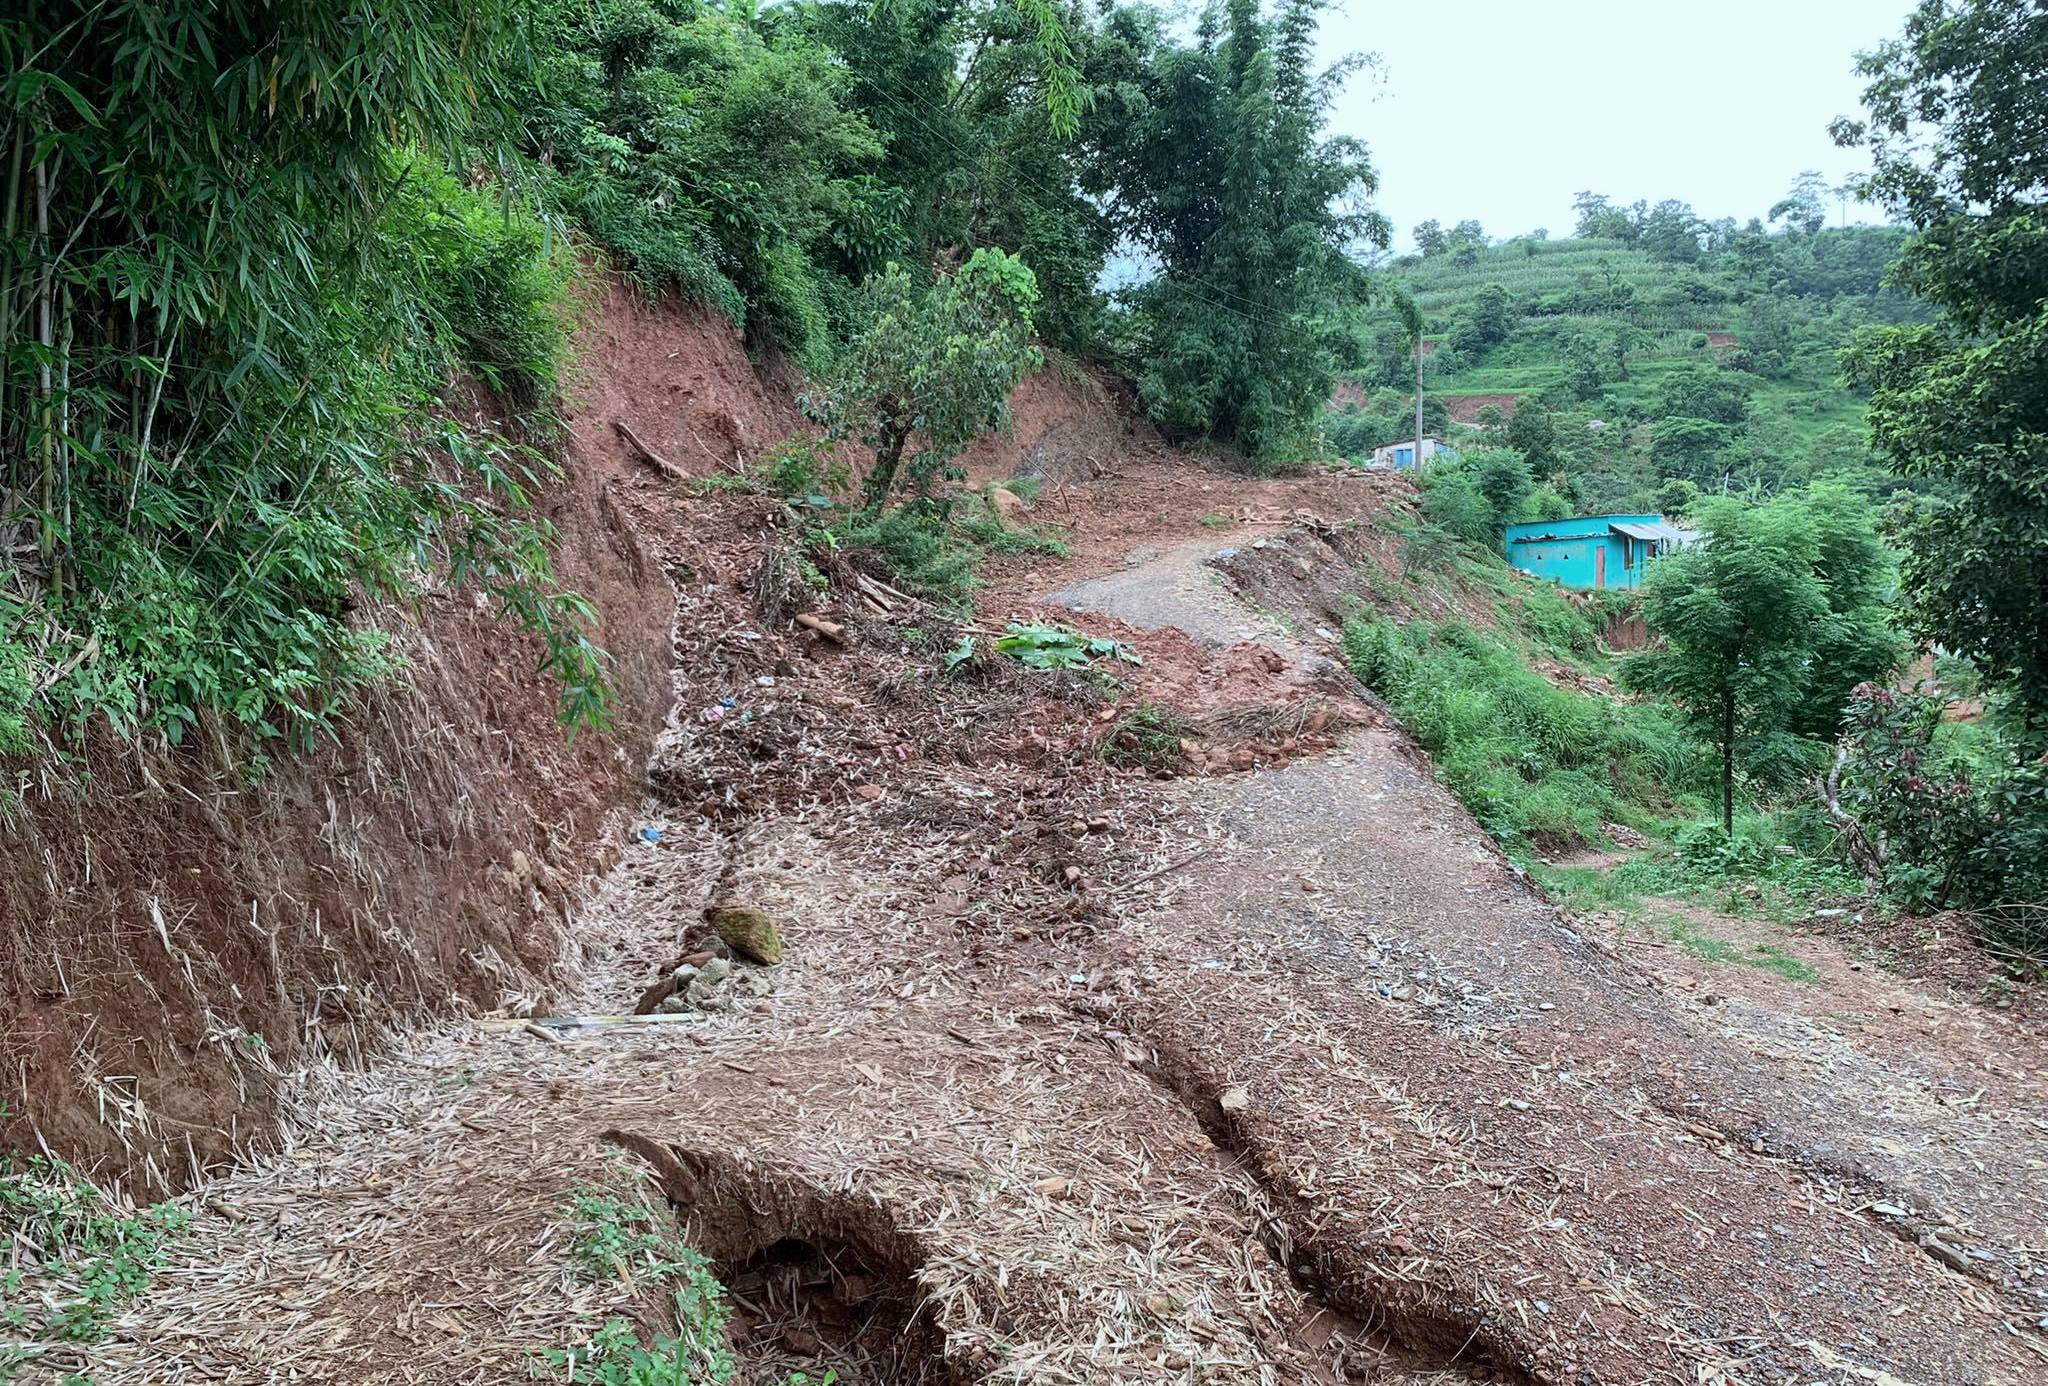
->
[1316,0,1909,251]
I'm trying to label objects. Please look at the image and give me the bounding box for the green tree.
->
[1421,469,1494,544]
[1465,282,1515,348]
[1449,219,1485,266]
[521,0,884,360]
[1769,170,1828,237]
[1650,416,1734,474]
[1792,480,1907,740]
[1469,447,1534,530]
[1413,219,1448,257]
[1113,0,1386,461]
[806,249,1041,507]
[1525,485,1572,523]
[1572,191,1642,242]
[814,0,1109,348]
[1654,477,1701,520]
[1834,0,2048,741]
[1504,400,1558,469]
[1655,364,1751,425]
[1628,488,1900,828]
[1627,498,1829,830]
[1639,199,1703,263]
[0,0,608,747]
[1563,333,1606,400]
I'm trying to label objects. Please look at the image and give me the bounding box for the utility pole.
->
[1414,333,1425,471]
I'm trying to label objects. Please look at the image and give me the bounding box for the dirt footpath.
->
[66,454,2048,1386]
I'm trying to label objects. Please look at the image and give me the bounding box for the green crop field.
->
[1328,220,1921,510]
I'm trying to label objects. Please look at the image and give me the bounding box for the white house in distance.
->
[1369,436,1456,470]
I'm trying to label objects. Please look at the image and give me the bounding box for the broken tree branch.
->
[795,611,847,644]
[613,419,682,480]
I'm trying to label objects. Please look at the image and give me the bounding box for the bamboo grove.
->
[0,0,1380,755]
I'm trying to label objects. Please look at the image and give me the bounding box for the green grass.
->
[1342,609,1712,853]
[1,1156,190,1377]
[549,1188,834,1386]
[1640,911,1820,982]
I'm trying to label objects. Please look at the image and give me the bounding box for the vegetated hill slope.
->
[1332,227,1923,513]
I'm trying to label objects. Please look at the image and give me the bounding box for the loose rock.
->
[707,904,783,965]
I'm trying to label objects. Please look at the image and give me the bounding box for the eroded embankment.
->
[0,280,802,1191]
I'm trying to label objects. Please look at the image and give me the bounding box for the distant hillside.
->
[1327,220,1925,516]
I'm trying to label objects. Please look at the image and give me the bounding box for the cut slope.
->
[0,273,792,1192]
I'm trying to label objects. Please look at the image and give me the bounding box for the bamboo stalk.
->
[35,153,53,568]
[0,119,24,496]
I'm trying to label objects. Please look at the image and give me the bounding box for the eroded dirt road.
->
[68,453,2048,1385]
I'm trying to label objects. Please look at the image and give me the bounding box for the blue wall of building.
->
[1503,514,1662,590]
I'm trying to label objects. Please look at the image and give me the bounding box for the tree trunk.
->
[1721,692,1735,833]
[1413,336,1424,470]
[863,423,909,510]
[1813,743,1887,890]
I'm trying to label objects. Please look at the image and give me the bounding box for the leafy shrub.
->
[397,162,569,407]
[1421,470,1497,544]
[519,0,885,361]
[1828,684,2048,938]
[832,503,984,606]
[994,623,1140,670]
[1343,614,1712,851]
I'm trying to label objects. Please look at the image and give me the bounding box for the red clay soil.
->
[72,443,2048,1383]
[0,270,793,1192]
[1440,392,1521,423]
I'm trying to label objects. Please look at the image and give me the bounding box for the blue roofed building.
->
[1369,436,1457,470]
[1502,514,1700,590]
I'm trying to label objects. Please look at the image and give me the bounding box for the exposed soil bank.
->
[0,277,794,1192]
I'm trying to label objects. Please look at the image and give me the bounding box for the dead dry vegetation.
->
[13,325,2048,1386]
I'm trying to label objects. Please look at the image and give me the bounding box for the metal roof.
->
[1610,520,1695,544]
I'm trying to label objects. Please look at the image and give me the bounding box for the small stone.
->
[1218,1086,1250,1113]
[854,783,884,801]
[707,906,782,965]
[633,974,680,1015]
